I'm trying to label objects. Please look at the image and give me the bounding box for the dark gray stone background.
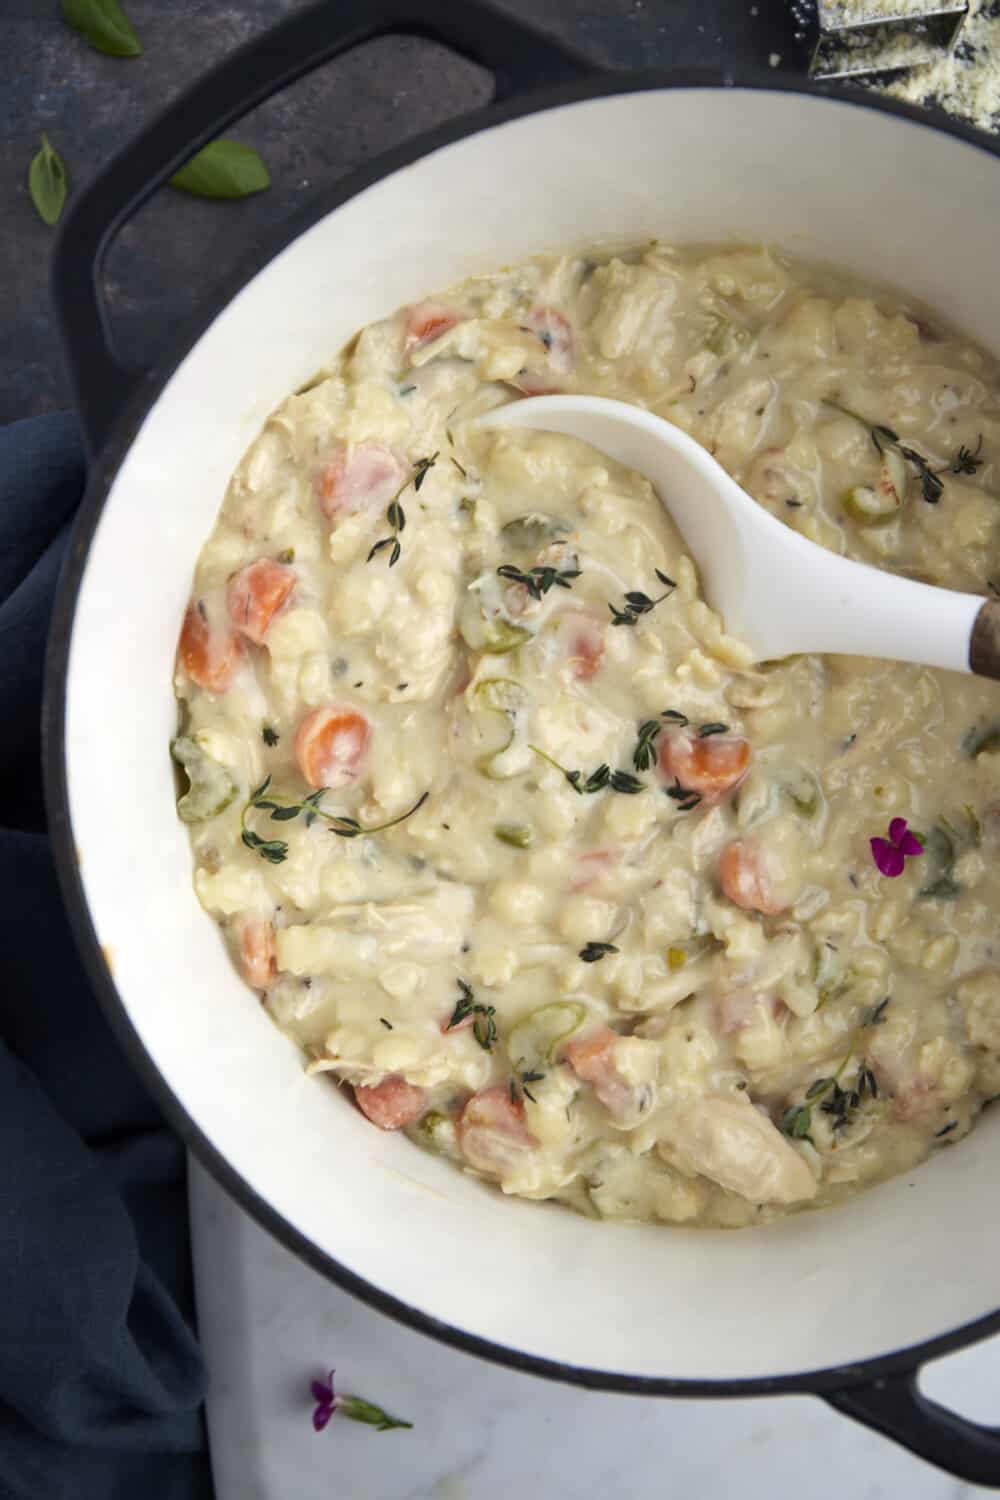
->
[2,0,809,427]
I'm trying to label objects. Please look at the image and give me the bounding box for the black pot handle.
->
[52,0,594,458]
[826,1364,1000,1486]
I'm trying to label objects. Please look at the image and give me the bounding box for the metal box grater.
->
[808,1,968,79]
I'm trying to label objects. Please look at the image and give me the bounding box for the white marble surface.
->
[190,1157,1000,1500]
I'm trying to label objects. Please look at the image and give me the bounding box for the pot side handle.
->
[51,0,594,459]
[825,1366,1000,1486]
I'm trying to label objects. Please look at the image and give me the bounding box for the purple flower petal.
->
[311,1380,333,1405]
[897,831,924,858]
[871,837,905,878]
[888,816,909,847]
[312,1403,334,1433]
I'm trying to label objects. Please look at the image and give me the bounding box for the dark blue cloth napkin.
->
[0,415,213,1500]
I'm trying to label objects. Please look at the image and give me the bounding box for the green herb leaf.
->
[861,997,890,1027]
[496,563,581,601]
[494,823,534,849]
[169,140,270,200]
[698,722,729,738]
[579,941,619,963]
[261,724,279,747]
[609,770,644,795]
[445,980,497,1052]
[781,1104,813,1140]
[28,135,67,227]
[61,0,141,56]
[241,783,426,860]
[633,720,662,772]
[664,779,702,811]
[412,452,438,491]
[824,398,982,508]
[805,1076,834,1100]
[608,571,676,627]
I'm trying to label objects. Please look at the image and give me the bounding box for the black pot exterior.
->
[42,0,1000,1482]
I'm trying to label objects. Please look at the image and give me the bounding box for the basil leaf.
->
[28,135,67,227]
[169,140,270,200]
[61,0,142,57]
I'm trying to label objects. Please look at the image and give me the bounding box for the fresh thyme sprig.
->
[781,997,889,1141]
[445,979,497,1052]
[241,776,428,864]
[496,563,581,600]
[825,400,984,506]
[528,745,644,796]
[608,569,677,627]
[367,452,439,566]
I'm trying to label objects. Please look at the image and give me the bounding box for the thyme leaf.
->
[579,941,619,963]
[510,1065,546,1104]
[261,724,280,747]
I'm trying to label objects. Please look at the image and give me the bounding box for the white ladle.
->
[480,395,1000,678]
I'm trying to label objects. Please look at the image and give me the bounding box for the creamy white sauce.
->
[173,244,1000,1228]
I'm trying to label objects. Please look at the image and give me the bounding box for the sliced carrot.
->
[294,705,372,790]
[658,731,750,804]
[718,839,787,916]
[560,612,606,681]
[316,441,406,523]
[238,917,276,990]
[457,1086,538,1174]
[404,300,462,355]
[227,559,296,645]
[178,602,243,693]
[354,1075,428,1131]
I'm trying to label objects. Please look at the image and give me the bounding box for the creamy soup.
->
[172,244,1000,1228]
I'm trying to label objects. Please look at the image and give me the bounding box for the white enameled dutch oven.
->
[44,1,1000,1481]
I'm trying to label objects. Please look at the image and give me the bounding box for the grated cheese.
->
[871,0,1000,134]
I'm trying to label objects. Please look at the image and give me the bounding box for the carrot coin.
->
[658,731,750,804]
[294,706,372,790]
[178,601,243,693]
[227,559,296,645]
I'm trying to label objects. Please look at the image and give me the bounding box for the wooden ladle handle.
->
[970,602,1000,680]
